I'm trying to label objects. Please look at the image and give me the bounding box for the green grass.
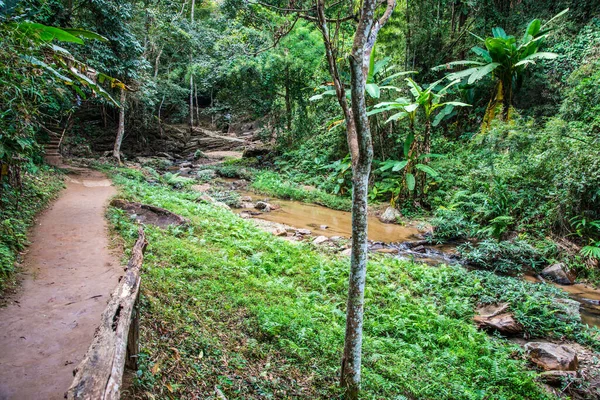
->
[0,164,64,292]
[251,170,352,211]
[107,168,599,399]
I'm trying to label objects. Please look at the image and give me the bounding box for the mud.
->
[0,169,121,400]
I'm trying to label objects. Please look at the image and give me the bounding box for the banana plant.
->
[370,78,468,203]
[434,10,567,124]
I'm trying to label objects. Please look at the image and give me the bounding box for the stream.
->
[237,190,600,328]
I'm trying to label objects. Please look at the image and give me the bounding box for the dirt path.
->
[0,169,121,400]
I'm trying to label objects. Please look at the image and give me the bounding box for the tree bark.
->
[113,87,126,164]
[338,0,395,398]
[189,62,194,139]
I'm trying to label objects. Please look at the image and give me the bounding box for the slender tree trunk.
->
[154,47,162,78]
[189,62,194,139]
[158,94,165,137]
[195,83,200,127]
[190,0,195,23]
[113,88,126,164]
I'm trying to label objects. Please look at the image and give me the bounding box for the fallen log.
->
[66,227,148,400]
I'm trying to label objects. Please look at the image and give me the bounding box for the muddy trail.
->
[0,168,121,400]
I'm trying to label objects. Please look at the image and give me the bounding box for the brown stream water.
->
[241,192,423,242]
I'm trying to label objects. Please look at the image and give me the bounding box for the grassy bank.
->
[0,165,64,292]
[108,167,599,399]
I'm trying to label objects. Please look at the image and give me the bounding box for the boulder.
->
[524,342,578,371]
[379,206,401,224]
[473,303,523,335]
[296,228,311,236]
[540,263,574,285]
[539,370,577,386]
[273,228,288,237]
[191,183,211,193]
[255,201,272,212]
[375,248,399,254]
[340,248,352,257]
[240,202,255,209]
[313,236,329,245]
[243,145,271,158]
[180,161,193,168]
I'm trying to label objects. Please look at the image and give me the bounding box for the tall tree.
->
[253,0,396,397]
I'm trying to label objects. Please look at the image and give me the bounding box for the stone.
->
[524,342,578,371]
[255,201,271,212]
[473,303,523,335]
[313,236,329,245]
[412,245,426,253]
[379,206,402,224]
[191,184,211,193]
[273,228,288,237]
[214,201,231,210]
[239,212,252,219]
[199,194,215,203]
[540,263,574,285]
[240,196,253,202]
[340,248,352,257]
[375,248,399,254]
[320,225,329,230]
[539,370,577,386]
[240,202,255,209]
[180,161,193,168]
[296,228,311,236]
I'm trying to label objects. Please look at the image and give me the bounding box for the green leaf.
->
[17,22,84,44]
[525,19,541,40]
[405,173,416,191]
[386,111,408,123]
[366,83,381,99]
[367,46,376,83]
[471,46,492,62]
[62,28,108,42]
[392,160,408,172]
[415,164,439,177]
[492,27,508,39]
[523,52,558,60]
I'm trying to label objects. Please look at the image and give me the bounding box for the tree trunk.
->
[113,87,126,164]
[195,83,200,127]
[189,65,194,139]
[310,1,395,397]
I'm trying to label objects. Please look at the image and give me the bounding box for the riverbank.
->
[102,163,600,399]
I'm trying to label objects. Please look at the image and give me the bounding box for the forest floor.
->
[0,168,121,400]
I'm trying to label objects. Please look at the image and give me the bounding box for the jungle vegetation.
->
[1,0,600,398]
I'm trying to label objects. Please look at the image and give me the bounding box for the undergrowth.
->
[251,170,352,212]
[107,167,600,399]
[0,164,63,292]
